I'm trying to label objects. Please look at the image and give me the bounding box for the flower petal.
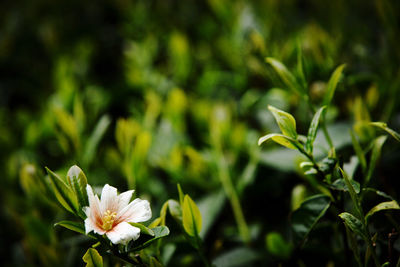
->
[118,190,134,211]
[100,184,118,213]
[86,184,102,222]
[106,222,140,245]
[84,218,93,234]
[116,198,152,223]
[85,218,106,235]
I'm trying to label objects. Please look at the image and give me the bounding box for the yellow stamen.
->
[102,210,116,231]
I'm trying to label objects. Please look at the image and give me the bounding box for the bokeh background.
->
[1,0,400,266]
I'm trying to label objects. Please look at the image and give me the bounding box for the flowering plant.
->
[45,165,170,266]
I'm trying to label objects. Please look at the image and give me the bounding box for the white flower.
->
[83,184,152,245]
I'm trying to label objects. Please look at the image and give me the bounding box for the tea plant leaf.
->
[83,248,103,267]
[330,179,361,194]
[266,232,292,259]
[297,44,307,92]
[362,188,394,200]
[129,222,155,236]
[258,133,299,150]
[266,57,303,95]
[365,135,387,185]
[306,106,327,154]
[83,114,111,166]
[182,194,202,237]
[168,199,182,223]
[55,220,84,235]
[45,167,79,214]
[129,226,170,251]
[67,165,88,209]
[369,122,400,142]
[365,200,400,223]
[339,212,366,240]
[291,194,331,245]
[291,184,307,211]
[323,64,346,106]
[339,168,364,219]
[268,105,297,139]
[177,184,184,205]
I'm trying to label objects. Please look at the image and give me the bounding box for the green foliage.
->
[306,106,326,154]
[45,167,79,215]
[268,105,298,139]
[3,0,400,266]
[67,165,89,208]
[83,248,103,267]
[182,194,203,237]
[365,201,400,222]
[291,195,331,245]
[339,212,366,240]
[323,64,346,106]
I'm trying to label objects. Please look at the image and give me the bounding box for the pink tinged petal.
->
[100,184,118,213]
[116,198,152,223]
[106,222,140,245]
[85,218,106,235]
[86,184,102,222]
[117,190,134,211]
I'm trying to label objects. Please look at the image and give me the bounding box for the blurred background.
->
[1,0,400,266]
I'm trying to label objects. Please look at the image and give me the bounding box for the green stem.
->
[341,169,380,267]
[216,150,250,244]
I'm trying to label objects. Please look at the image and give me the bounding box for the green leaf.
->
[362,188,394,200]
[182,194,202,237]
[55,220,84,234]
[168,199,182,223]
[291,184,307,211]
[266,57,303,95]
[291,194,331,245]
[45,167,79,214]
[365,200,400,222]
[365,135,387,184]
[306,106,326,154]
[339,212,366,240]
[265,232,292,259]
[129,226,170,251]
[369,122,400,142]
[296,44,307,92]
[330,179,361,194]
[323,64,346,106]
[82,248,103,267]
[129,222,155,236]
[67,165,88,209]
[268,105,297,139]
[83,115,111,166]
[339,168,364,219]
[258,133,299,150]
[177,184,184,206]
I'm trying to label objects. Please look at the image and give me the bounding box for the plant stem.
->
[215,150,250,244]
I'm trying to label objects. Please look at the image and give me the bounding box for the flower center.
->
[102,210,116,231]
